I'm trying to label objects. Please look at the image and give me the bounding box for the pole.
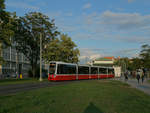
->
[39,33,42,81]
[16,51,18,77]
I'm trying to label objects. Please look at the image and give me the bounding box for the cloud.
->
[79,48,103,59]
[83,3,92,9]
[55,10,150,45]
[79,48,102,64]
[100,11,150,30]
[82,11,150,32]
[75,11,150,44]
[116,36,150,44]
[7,1,39,11]
[128,0,135,3]
[52,10,150,47]
[114,48,139,58]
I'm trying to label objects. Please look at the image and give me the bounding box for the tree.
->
[60,34,80,63]
[43,34,80,63]
[0,0,14,64]
[129,57,142,70]
[114,57,130,72]
[14,12,59,77]
[43,38,61,62]
[140,44,150,68]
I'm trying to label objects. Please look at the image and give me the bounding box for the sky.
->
[5,0,150,63]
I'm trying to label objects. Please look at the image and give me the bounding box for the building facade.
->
[93,57,115,67]
[0,43,31,78]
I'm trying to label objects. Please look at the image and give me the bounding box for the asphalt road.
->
[0,81,76,96]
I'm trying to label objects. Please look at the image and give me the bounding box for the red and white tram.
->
[48,61,114,81]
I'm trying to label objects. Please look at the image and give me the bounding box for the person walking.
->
[124,71,128,82]
[139,69,144,83]
[141,73,144,84]
[143,68,147,79]
[136,69,141,84]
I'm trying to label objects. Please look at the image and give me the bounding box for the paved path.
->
[116,77,150,95]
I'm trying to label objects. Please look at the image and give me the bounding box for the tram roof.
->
[49,61,114,69]
[49,61,77,65]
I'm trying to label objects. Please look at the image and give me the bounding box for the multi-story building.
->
[0,43,49,79]
[0,43,31,78]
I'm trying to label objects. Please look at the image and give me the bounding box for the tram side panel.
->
[99,67,107,79]
[90,67,98,79]
[55,63,77,81]
[48,62,115,81]
[48,63,77,81]
[108,68,115,78]
[78,66,89,80]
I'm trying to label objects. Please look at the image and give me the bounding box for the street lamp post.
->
[39,33,43,81]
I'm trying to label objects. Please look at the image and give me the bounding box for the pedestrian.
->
[124,71,128,82]
[136,69,141,84]
[143,68,147,79]
[141,74,144,84]
[136,74,140,84]
[132,71,136,78]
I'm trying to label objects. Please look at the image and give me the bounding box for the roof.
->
[95,57,114,61]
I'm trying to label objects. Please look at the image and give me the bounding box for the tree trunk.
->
[31,61,37,78]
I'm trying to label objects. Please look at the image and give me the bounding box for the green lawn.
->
[0,80,150,113]
[0,78,48,86]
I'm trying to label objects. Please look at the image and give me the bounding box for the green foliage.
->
[60,34,80,63]
[0,0,15,64]
[129,57,142,70]
[0,56,4,64]
[43,38,61,61]
[114,57,130,71]
[140,44,150,68]
[43,34,80,63]
[14,12,59,77]
[0,0,13,46]
[0,0,5,10]
[114,56,144,71]
[115,44,150,70]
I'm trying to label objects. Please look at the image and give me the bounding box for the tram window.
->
[99,68,107,74]
[78,66,89,74]
[57,64,76,74]
[91,67,98,74]
[49,63,56,74]
[108,68,114,74]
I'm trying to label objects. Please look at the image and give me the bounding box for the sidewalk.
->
[116,77,150,95]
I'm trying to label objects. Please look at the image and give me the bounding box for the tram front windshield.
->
[49,63,56,74]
